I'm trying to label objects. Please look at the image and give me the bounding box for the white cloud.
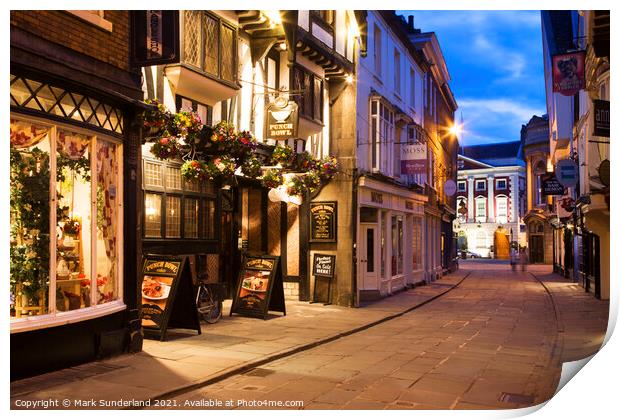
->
[472,34,527,80]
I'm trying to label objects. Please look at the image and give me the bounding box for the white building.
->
[455,142,526,258]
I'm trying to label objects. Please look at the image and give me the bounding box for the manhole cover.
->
[244,368,275,377]
[499,392,535,405]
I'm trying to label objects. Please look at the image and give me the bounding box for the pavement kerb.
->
[529,272,565,333]
[138,270,472,407]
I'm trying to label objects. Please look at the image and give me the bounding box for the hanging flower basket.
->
[181,160,208,181]
[303,170,321,193]
[261,169,284,189]
[143,99,171,138]
[150,136,179,160]
[295,151,316,172]
[207,156,236,180]
[286,175,307,197]
[272,144,295,167]
[317,155,339,179]
[241,156,263,178]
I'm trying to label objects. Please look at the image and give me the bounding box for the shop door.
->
[359,225,378,290]
[220,189,240,299]
[494,229,510,260]
[529,235,544,264]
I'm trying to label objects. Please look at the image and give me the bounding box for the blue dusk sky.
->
[405,10,547,146]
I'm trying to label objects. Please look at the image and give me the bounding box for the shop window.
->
[412,216,422,271]
[142,159,217,240]
[292,66,324,123]
[360,207,378,223]
[391,215,404,276]
[182,11,237,84]
[10,117,122,325]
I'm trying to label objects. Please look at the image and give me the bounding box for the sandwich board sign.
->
[141,255,201,341]
[230,255,285,320]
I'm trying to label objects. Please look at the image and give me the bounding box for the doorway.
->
[359,224,378,290]
[529,235,544,264]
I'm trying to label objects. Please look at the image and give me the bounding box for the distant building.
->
[455,141,526,258]
[521,114,554,264]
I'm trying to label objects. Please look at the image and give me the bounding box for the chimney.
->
[408,15,414,31]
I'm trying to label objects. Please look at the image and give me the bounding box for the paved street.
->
[162,261,608,410]
[10,261,608,411]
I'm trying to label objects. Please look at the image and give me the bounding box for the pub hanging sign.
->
[265,97,299,140]
[310,201,337,243]
[131,11,180,66]
[552,51,586,96]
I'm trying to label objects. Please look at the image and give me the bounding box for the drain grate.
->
[499,392,535,405]
[244,368,275,377]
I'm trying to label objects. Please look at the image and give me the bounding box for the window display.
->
[10,117,122,324]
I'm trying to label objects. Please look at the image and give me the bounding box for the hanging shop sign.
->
[265,97,299,140]
[141,255,200,340]
[552,51,586,96]
[593,100,610,137]
[555,159,579,189]
[309,201,337,243]
[130,11,180,66]
[598,159,610,187]
[311,254,335,305]
[401,143,427,175]
[444,179,457,197]
[230,255,285,319]
[541,173,566,196]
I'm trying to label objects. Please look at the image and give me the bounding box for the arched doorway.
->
[494,226,510,259]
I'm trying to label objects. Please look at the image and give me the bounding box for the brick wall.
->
[10,10,130,71]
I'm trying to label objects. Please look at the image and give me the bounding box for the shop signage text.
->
[265,99,299,140]
[310,202,337,243]
[541,173,566,196]
[552,51,586,96]
[401,143,427,175]
[371,192,383,204]
[593,100,610,137]
[312,254,336,278]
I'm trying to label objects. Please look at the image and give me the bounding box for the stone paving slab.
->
[10,270,469,409]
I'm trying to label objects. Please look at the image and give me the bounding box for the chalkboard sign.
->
[310,202,337,243]
[230,255,285,320]
[311,254,335,305]
[312,254,336,278]
[141,255,201,341]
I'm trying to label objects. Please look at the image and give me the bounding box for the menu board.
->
[230,255,285,319]
[310,202,337,243]
[141,255,200,340]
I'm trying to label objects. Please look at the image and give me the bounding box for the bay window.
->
[10,116,123,326]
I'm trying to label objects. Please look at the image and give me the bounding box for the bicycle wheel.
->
[204,299,222,324]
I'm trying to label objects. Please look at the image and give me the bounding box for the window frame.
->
[496,195,509,224]
[142,158,218,241]
[369,98,395,174]
[457,180,466,192]
[292,65,324,123]
[475,196,487,223]
[475,179,487,191]
[495,178,507,190]
[10,113,125,333]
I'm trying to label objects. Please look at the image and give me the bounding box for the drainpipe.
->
[351,168,360,307]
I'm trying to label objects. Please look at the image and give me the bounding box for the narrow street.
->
[157,261,607,410]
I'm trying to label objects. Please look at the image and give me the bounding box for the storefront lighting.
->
[264,10,281,26]
[348,22,360,39]
[279,42,287,51]
[345,74,354,84]
[448,123,463,137]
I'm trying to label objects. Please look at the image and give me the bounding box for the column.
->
[511,174,518,222]
[526,157,533,211]
[487,176,495,223]
[467,176,474,222]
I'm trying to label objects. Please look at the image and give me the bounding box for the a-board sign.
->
[541,173,566,196]
[230,255,285,319]
[312,254,336,278]
[310,201,337,243]
[141,255,201,340]
[311,254,335,305]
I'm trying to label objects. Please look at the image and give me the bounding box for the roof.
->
[459,141,525,167]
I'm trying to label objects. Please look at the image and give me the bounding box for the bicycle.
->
[195,276,224,324]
